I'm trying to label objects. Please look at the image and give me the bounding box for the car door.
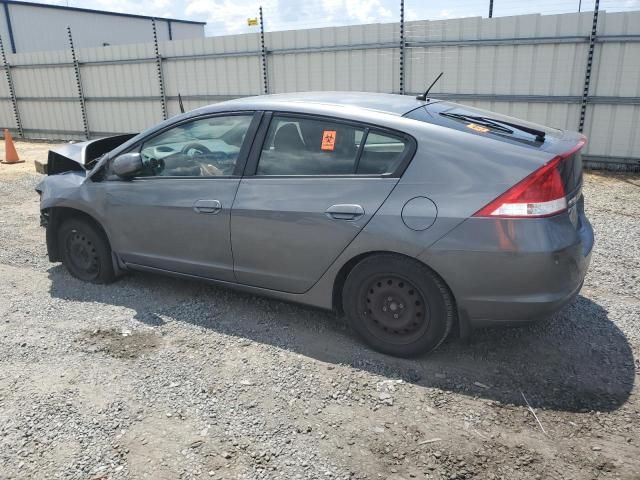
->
[231,112,415,293]
[100,112,260,281]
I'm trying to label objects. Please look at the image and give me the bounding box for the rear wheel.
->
[57,218,115,284]
[342,254,455,357]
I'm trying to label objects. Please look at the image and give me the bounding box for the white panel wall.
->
[19,100,83,135]
[585,104,640,160]
[0,99,15,131]
[77,42,161,134]
[0,11,637,166]
[4,49,79,135]
[405,14,593,98]
[267,23,398,93]
[162,33,262,97]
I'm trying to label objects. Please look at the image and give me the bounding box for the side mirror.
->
[112,152,143,178]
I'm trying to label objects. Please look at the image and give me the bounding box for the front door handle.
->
[325,204,365,220]
[193,199,222,214]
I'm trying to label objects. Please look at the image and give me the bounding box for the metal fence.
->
[0,7,639,170]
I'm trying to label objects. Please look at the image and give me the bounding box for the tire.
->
[342,254,455,357]
[57,217,116,284]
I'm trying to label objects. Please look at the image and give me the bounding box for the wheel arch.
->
[45,206,112,263]
[331,250,464,337]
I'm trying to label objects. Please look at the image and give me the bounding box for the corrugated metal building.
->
[0,0,204,54]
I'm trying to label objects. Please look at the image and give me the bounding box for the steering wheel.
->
[141,152,165,176]
[182,142,211,157]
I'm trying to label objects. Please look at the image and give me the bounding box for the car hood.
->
[41,134,136,175]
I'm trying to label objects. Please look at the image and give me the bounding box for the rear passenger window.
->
[257,116,364,175]
[256,115,409,176]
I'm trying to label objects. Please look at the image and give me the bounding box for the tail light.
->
[473,138,586,218]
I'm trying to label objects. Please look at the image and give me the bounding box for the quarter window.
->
[256,115,408,176]
[357,131,408,174]
[136,115,253,177]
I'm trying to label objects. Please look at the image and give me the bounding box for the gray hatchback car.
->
[36,92,593,357]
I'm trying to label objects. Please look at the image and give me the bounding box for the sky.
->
[19,0,640,36]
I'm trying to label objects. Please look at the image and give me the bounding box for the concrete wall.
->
[0,10,638,168]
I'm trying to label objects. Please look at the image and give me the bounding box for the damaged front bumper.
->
[36,134,136,176]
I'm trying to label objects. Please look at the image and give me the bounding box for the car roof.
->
[206,92,429,117]
[105,92,436,162]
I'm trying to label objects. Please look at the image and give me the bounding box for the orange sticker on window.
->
[467,123,490,133]
[321,130,337,151]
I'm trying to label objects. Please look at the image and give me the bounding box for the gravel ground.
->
[0,141,639,480]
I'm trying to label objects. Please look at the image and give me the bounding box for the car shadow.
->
[47,265,635,413]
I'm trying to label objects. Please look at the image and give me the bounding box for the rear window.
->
[257,115,409,176]
[405,104,561,147]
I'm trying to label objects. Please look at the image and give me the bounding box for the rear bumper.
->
[463,278,586,328]
[420,207,594,328]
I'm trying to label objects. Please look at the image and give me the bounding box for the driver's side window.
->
[137,114,253,177]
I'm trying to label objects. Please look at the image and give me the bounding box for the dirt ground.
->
[0,140,639,480]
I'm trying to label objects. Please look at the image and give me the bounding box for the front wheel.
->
[57,218,115,284]
[342,254,455,357]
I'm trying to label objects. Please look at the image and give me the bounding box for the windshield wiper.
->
[440,112,546,142]
[440,112,514,134]
[482,117,546,142]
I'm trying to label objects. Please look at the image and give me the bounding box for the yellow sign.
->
[467,123,490,133]
[247,17,258,26]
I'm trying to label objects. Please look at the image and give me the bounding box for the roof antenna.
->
[416,72,444,101]
[178,93,185,114]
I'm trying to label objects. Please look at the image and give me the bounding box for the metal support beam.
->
[489,0,494,18]
[399,0,405,95]
[67,27,90,139]
[259,6,268,95]
[152,18,168,120]
[579,0,599,133]
[2,2,16,53]
[2,34,639,71]
[0,34,22,137]
[407,35,588,47]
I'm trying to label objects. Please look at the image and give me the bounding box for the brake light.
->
[473,138,586,218]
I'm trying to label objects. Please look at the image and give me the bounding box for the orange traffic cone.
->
[1,129,23,164]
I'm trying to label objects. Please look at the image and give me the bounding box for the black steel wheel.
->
[362,275,430,345]
[57,218,115,284]
[343,254,455,357]
[67,230,99,278]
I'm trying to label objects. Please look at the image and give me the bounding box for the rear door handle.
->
[325,204,365,220]
[193,199,222,214]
